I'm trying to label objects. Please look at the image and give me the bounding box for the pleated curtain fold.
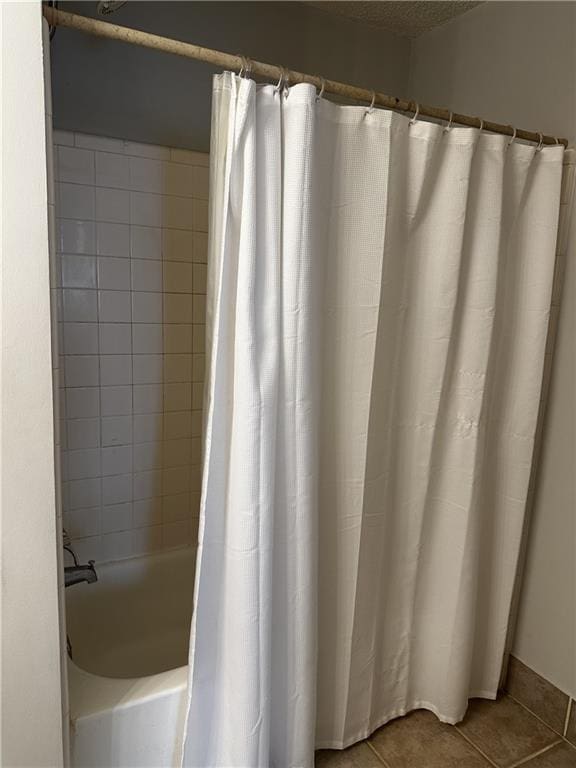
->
[182,72,564,768]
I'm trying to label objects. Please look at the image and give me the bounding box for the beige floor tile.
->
[505,657,569,734]
[457,696,558,767]
[316,742,384,767]
[369,709,490,767]
[520,742,576,767]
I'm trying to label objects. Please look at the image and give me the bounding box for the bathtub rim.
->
[68,658,189,721]
[67,547,193,722]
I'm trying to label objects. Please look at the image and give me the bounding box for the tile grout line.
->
[57,177,208,198]
[365,740,392,768]
[94,162,104,547]
[507,739,563,768]
[453,725,500,767]
[65,130,209,166]
[505,691,567,738]
[563,697,572,738]
[128,166,136,554]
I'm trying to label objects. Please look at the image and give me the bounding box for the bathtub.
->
[66,548,196,768]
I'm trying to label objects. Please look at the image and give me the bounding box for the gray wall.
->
[51,1,411,151]
[408,1,575,143]
[410,1,576,697]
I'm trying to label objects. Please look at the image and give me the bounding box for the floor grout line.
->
[505,692,566,738]
[453,725,500,767]
[365,739,392,768]
[507,739,563,768]
[564,697,573,738]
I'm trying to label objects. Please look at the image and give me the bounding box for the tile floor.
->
[316,695,576,768]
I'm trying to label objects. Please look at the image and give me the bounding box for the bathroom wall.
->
[54,130,208,562]
[1,5,64,766]
[50,1,411,151]
[410,0,576,698]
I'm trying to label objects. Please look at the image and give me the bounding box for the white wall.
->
[1,3,64,765]
[54,130,208,562]
[50,1,411,151]
[410,0,576,697]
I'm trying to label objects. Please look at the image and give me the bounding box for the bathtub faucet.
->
[63,529,98,588]
[65,561,98,588]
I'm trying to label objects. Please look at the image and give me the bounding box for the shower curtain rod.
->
[43,6,568,148]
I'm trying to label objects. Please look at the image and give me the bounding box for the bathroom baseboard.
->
[504,655,575,743]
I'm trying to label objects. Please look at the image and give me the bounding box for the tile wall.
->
[54,130,208,562]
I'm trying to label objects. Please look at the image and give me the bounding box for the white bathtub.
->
[66,548,196,768]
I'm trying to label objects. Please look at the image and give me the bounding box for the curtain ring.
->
[243,57,253,79]
[47,0,57,40]
[409,102,420,125]
[507,126,517,148]
[274,66,287,93]
[443,111,454,133]
[477,118,484,133]
[555,136,560,145]
[536,132,544,152]
[365,91,376,118]
[316,76,326,102]
[238,56,248,78]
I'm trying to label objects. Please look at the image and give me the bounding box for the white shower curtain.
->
[182,73,564,768]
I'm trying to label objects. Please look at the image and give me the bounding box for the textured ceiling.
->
[306,1,482,38]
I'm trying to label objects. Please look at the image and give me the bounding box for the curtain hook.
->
[507,126,517,148]
[238,55,248,78]
[316,76,326,102]
[274,67,283,91]
[274,67,289,93]
[477,118,484,133]
[409,102,420,126]
[443,111,454,133]
[555,136,560,145]
[47,0,57,39]
[244,57,253,79]
[536,132,544,152]
[364,91,376,118]
[274,66,287,94]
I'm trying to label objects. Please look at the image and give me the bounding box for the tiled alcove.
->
[54,130,208,562]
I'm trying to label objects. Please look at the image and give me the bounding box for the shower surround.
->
[54,130,208,561]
